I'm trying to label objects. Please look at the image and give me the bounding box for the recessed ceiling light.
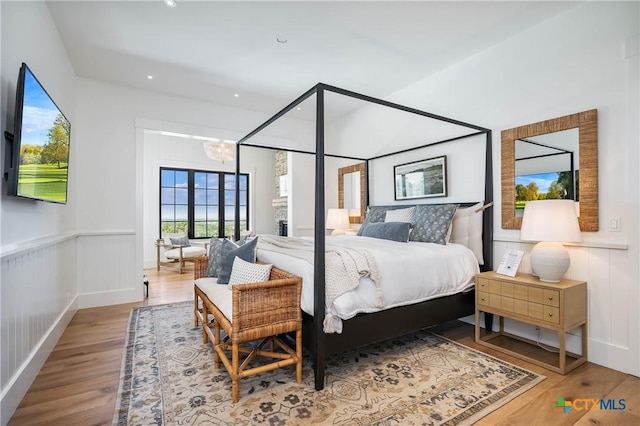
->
[234,94,239,98]
[296,107,301,110]
[164,0,177,7]
[277,37,288,44]
[147,75,154,80]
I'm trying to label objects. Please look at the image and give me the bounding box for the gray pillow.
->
[409,204,457,245]
[359,221,411,242]
[217,237,258,284]
[205,237,224,277]
[169,236,190,247]
[357,205,414,236]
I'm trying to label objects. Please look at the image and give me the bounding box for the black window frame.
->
[159,167,249,239]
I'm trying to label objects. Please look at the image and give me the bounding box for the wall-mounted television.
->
[5,63,71,204]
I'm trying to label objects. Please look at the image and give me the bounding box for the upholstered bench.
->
[193,256,302,403]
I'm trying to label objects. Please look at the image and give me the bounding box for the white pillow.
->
[450,202,484,265]
[228,257,273,290]
[384,206,416,223]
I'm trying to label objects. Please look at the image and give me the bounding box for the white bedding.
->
[256,235,479,332]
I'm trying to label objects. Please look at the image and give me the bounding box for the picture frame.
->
[394,155,447,200]
[496,249,525,277]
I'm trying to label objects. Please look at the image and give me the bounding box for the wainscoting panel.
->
[76,232,141,308]
[493,240,634,375]
[0,235,77,424]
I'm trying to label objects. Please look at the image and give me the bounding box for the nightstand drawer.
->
[477,277,489,292]
[501,296,515,312]
[501,282,515,298]
[489,280,501,294]
[544,306,560,324]
[478,291,489,306]
[514,299,529,316]
[528,302,544,320]
[544,289,560,307]
[528,287,543,304]
[489,293,501,309]
[514,284,528,300]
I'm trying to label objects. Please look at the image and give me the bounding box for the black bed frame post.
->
[483,130,493,271]
[313,84,327,390]
[483,130,494,332]
[234,142,241,242]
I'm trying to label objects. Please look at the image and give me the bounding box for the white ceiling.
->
[47,1,580,118]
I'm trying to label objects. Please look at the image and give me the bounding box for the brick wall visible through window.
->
[160,167,249,239]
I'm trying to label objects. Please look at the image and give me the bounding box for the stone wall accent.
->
[273,150,288,234]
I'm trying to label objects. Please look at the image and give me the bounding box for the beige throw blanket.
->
[257,235,383,333]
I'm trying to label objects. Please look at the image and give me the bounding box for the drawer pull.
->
[548,296,553,301]
[481,297,486,301]
[548,313,553,317]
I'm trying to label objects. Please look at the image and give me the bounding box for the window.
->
[160,167,249,239]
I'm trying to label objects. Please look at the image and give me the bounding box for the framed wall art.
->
[394,155,447,200]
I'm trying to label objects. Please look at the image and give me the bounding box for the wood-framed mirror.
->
[338,162,366,224]
[501,109,598,231]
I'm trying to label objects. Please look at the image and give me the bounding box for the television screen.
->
[7,63,71,204]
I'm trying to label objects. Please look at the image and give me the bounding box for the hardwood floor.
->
[9,267,639,425]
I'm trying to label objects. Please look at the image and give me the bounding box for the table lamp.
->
[326,208,351,236]
[520,200,581,283]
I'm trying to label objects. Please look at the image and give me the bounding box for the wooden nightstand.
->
[474,271,587,374]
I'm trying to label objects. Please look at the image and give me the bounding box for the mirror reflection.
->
[501,109,598,231]
[343,171,361,211]
[338,162,366,224]
[515,128,578,217]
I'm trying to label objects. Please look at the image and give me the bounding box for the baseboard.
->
[78,287,143,309]
[1,296,78,425]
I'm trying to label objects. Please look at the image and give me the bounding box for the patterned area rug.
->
[113,302,544,425]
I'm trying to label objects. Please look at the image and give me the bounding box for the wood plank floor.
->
[9,267,639,425]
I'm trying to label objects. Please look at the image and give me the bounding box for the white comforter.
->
[256,235,479,332]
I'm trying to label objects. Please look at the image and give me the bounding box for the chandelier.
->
[203,141,235,164]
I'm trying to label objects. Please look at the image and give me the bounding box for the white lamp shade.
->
[520,200,581,243]
[326,209,350,235]
[520,200,581,283]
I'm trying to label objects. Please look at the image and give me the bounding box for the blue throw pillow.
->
[217,237,258,284]
[359,221,411,242]
[205,237,224,278]
[409,204,457,245]
[357,205,416,236]
[169,236,191,247]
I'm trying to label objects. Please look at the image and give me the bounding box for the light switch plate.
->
[609,217,621,232]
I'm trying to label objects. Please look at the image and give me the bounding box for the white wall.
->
[382,1,639,375]
[1,1,77,243]
[0,2,78,423]
[368,134,487,206]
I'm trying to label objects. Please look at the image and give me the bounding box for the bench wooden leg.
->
[213,321,221,367]
[202,305,209,344]
[232,343,240,403]
[296,329,302,383]
[194,290,199,327]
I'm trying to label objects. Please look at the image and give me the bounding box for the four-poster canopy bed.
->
[232,83,494,390]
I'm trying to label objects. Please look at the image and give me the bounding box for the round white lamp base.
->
[530,242,570,283]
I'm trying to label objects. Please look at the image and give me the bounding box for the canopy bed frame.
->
[233,83,494,390]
